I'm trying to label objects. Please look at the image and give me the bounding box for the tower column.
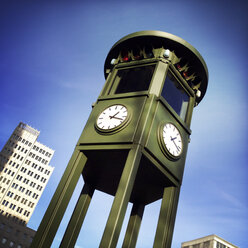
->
[59,183,95,248]
[153,186,180,248]
[122,202,145,248]
[30,150,88,248]
[99,145,142,248]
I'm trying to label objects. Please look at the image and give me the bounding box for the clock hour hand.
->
[109,111,119,119]
[110,116,123,121]
[109,112,124,120]
[170,136,180,151]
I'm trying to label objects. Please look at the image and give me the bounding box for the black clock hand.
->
[170,136,180,151]
[111,116,123,120]
[109,111,120,119]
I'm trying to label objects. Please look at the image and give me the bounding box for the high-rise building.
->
[181,234,239,248]
[0,122,54,247]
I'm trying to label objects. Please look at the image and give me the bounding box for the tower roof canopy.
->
[104,30,208,104]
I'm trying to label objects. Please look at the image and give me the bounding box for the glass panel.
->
[114,65,155,94]
[161,71,189,121]
[203,241,210,248]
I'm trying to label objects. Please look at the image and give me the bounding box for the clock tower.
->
[31,31,208,248]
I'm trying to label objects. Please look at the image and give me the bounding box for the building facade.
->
[0,122,54,247]
[181,234,239,248]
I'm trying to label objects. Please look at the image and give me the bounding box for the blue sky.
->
[0,0,247,247]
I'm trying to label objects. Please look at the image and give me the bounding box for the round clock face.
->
[96,104,129,131]
[161,123,183,158]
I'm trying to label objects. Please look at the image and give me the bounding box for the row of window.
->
[1,238,19,247]
[29,152,48,165]
[3,168,15,176]
[6,142,29,154]
[12,181,43,192]
[2,200,32,217]
[12,133,32,147]
[0,178,10,187]
[12,153,24,161]
[33,145,52,158]
[25,160,51,175]
[0,212,27,225]
[8,160,20,169]
[216,241,230,248]
[7,192,35,208]
[2,168,48,183]
[1,236,31,248]
[1,151,24,162]
[6,186,39,199]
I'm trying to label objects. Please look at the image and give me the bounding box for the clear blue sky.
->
[0,0,247,247]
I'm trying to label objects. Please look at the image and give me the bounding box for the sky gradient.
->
[0,0,247,247]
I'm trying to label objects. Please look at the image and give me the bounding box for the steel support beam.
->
[99,145,142,248]
[153,186,180,248]
[30,150,87,248]
[122,203,145,248]
[59,183,95,248]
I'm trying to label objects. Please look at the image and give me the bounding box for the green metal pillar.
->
[122,203,145,248]
[30,150,87,248]
[99,145,142,248]
[153,186,180,248]
[59,183,95,248]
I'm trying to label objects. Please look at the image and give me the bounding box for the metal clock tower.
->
[31,31,208,248]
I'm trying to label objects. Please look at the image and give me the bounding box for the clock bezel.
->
[158,122,183,161]
[95,104,131,134]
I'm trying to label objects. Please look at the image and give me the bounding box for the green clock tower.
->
[31,31,208,248]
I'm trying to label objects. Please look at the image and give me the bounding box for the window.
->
[193,244,200,248]
[7,191,14,197]
[203,241,210,248]
[1,237,7,244]
[216,242,226,248]
[161,71,190,121]
[114,65,155,94]
[2,200,9,206]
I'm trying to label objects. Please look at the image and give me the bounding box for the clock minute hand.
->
[111,116,123,120]
[109,111,119,119]
[170,136,180,151]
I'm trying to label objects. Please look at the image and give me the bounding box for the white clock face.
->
[96,104,128,131]
[162,123,183,157]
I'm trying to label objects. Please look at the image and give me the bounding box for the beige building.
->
[0,122,54,247]
[181,234,239,248]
